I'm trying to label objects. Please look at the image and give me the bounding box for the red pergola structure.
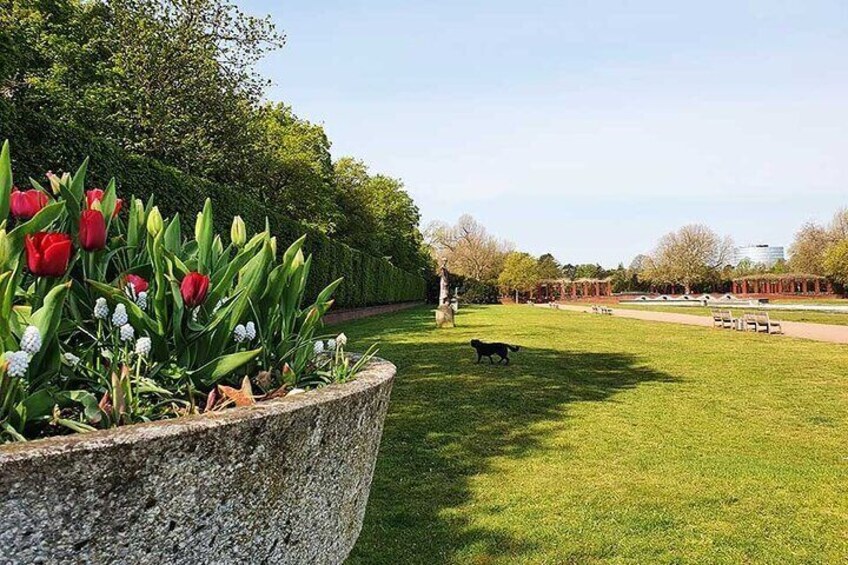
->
[537,278,613,301]
[731,273,833,296]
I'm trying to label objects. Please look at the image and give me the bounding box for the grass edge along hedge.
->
[0,101,425,307]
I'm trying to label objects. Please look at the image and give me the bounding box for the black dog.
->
[470,339,520,365]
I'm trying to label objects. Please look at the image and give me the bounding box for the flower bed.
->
[0,140,377,442]
[0,357,395,563]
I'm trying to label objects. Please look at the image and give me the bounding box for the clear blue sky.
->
[243,0,848,266]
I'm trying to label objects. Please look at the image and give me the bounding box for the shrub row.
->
[0,101,426,307]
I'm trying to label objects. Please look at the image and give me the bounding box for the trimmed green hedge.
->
[0,101,425,307]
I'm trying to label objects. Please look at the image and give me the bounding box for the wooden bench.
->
[742,313,758,332]
[753,312,782,334]
[712,309,736,329]
[711,309,723,328]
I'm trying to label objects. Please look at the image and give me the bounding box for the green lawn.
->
[341,305,847,564]
[615,303,848,326]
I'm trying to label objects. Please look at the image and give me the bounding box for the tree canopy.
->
[642,224,733,293]
[425,215,512,282]
[498,252,541,299]
[0,0,431,274]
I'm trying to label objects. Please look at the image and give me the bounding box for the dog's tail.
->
[508,344,520,352]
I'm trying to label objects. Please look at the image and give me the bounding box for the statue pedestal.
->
[435,304,455,328]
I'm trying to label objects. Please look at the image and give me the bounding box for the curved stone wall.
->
[0,358,396,564]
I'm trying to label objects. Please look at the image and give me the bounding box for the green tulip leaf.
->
[0,140,11,220]
[189,347,262,386]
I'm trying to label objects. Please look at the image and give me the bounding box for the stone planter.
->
[0,358,395,564]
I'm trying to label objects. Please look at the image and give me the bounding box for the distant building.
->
[731,244,785,267]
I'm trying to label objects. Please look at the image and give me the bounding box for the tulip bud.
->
[231,216,246,247]
[47,171,61,195]
[146,206,164,237]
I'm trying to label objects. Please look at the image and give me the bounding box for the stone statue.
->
[438,259,450,305]
[435,258,455,328]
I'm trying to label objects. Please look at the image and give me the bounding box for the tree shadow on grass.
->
[344,308,680,564]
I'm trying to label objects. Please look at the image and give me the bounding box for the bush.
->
[0,100,425,307]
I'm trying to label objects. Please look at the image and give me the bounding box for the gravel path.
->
[538,303,848,345]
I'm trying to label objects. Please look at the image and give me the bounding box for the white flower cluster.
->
[5,351,30,377]
[135,336,152,357]
[136,291,148,310]
[112,304,128,326]
[119,324,135,342]
[20,325,42,355]
[94,297,110,320]
[233,321,257,343]
[4,326,43,378]
[314,333,347,356]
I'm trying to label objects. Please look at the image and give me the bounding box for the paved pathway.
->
[538,303,848,345]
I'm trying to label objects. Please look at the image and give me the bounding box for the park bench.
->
[711,309,723,328]
[715,309,736,329]
[753,312,782,334]
[742,313,758,332]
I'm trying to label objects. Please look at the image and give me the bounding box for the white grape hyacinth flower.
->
[135,336,152,357]
[63,352,81,366]
[136,291,148,310]
[327,338,336,352]
[245,321,256,341]
[336,333,348,347]
[119,323,135,342]
[20,325,42,355]
[233,324,247,343]
[5,351,30,377]
[112,303,128,327]
[313,340,324,355]
[94,297,110,320]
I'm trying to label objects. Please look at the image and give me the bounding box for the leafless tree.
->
[424,215,512,282]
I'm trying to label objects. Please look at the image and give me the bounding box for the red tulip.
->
[25,233,73,277]
[79,210,107,251]
[86,188,123,218]
[10,189,49,220]
[124,274,149,293]
[180,272,210,307]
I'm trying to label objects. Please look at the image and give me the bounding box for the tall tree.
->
[643,224,733,293]
[425,215,511,282]
[537,253,562,279]
[498,252,541,302]
[334,157,428,273]
[788,222,831,275]
[823,240,848,284]
[1,0,284,183]
[253,104,338,231]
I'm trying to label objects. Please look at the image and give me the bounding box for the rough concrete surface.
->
[0,358,395,565]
